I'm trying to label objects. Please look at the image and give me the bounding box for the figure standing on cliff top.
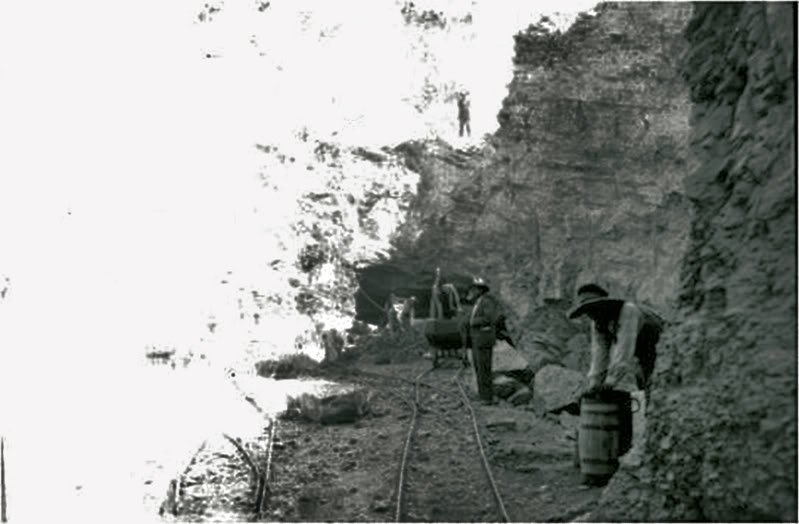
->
[456,91,471,137]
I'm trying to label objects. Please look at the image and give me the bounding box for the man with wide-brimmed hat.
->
[466,276,503,404]
[568,283,663,395]
[569,283,664,467]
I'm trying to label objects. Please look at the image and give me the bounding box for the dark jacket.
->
[457,97,470,122]
[468,292,502,349]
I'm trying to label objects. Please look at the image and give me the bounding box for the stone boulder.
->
[561,333,591,373]
[492,340,531,374]
[516,304,578,361]
[539,333,570,360]
[533,365,584,413]
[285,387,372,425]
[516,343,560,376]
[493,375,522,399]
[508,386,533,406]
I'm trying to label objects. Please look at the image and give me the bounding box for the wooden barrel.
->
[579,394,623,485]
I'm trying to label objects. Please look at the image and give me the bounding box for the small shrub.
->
[295,291,322,315]
[255,353,320,379]
[298,244,327,273]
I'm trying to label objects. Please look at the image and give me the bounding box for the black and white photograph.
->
[0,0,795,522]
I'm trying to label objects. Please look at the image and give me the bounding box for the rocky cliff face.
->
[360,3,796,518]
[596,3,796,521]
[377,2,695,368]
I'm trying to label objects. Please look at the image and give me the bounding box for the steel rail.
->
[223,373,279,519]
[394,366,433,522]
[256,419,278,517]
[162,439,208,517]
[455,367,511,523]
[168,369,277,520]
[222,432,260,480]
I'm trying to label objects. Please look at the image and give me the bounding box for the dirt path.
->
[398,366,500,522]
[263,358,603,522]
[168,356,604,522]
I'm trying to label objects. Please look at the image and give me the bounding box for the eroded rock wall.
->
[389,2,694,365]
[496,1,694,313]
[596,3,796,521]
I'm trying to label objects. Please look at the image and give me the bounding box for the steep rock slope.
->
[383,2,694,365]
[596,3,796,521]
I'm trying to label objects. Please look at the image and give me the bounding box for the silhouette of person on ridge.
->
[456,91,471,137]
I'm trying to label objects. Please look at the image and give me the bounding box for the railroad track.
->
[454,368,510,523]
[160,361,509,521]
[325,360,510,521]
[391,363,511,522]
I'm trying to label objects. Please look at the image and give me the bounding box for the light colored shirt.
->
[587,301,644,392]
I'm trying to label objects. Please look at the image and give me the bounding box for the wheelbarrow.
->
[424,318,469,368]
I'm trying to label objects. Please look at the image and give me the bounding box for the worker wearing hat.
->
[466,276,503,404]
[568,283,663,396]
[569,283,664,463]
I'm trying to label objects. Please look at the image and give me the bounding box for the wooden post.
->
[1,437,7,523]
